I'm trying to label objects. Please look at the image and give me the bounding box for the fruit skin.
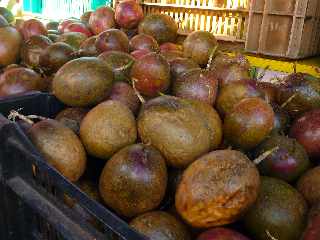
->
[95,29,129,53]
[187,100,222,150]
[78,36,99,57]
[290,109,320,159]
[21,35,52,68]
[80,100,137,159]
[244,177,307,240]
[20,19,48,40]
[64,22,93,37]
[257,81,278,103]
[130,211,191,240]
[46,21,59,30]
[0,7,14,23]
[39,42,75,74]
[57,32,87,50]
[131,52,170,97]
[161,50,184,63]
[160,42,182,53]
[129,33,159,52]
[115,0,144,29]
[58,19,77,33]
[0,26,22,67]
[55,107,88,135]
[183,31,218,66]
[209,53,250,86]
[98,50,134,82]
[271,103,290,134]
[297,166,320,206]
[0,67,46,97]
[138,96,211,168]
[52,57,113,107]
[0,15,9,27]
[197,228,250,240]
[254,134,310,182]
[80,11,93,24]
[216,80,262,117]
[107,81,140,114]
[223,98,274,150]
[28,119,87,182]
[173,69,219,105]
[99,144,167,217]
[130,49,151,59]
[277,73,320,117]
[301,203,320,240]
[89,6,115,35]
[138,14,178,44]
[176,150,260,228]
[170,57,200,81]
[48,34,59,42]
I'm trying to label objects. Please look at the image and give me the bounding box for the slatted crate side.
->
[245,0,320,59]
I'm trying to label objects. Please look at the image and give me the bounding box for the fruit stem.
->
[266,230,279,240]
[253,146,279,165]
[8,109,47,125]
[131,78,146,104]
[280,93,297,108]
[206,45,218,70]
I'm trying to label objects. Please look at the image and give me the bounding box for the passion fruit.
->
[131,52,170,97]
[138,95,211,168]
[297,166,320,206]
[169,57,200,81]
[28,119,87,182]
[183,31,218,66]
[176,150,260,228]
[197,228,250,240]
[0,26,22,67]
[95,29,129,53]
[78,36,99,57]
[39,42,75,74]
[173,69,219,105]
[115,0,143,29]
[254,134,310,182]
[80,100,137,159]
[55,107,88,135]
[21,35,52,68]
[130,211,191,240]
[99,144,167,217]
[56,32,87,50]
[80,11,93,24]
[129,33,159,52]
[223,98,275,150]
[20,19,47,40]
[98,50,134,82]
[52,57,113,107]
[89,6,115,35]
[138,14,178,44]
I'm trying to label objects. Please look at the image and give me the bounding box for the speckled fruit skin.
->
[209,53,250,87]
[301,203,320,240]
[115,0,143,29]
[290,109,320,159]
[80,100,137,159]
[20,19,47,40]
[197,228,250,240]
[138,14,178,44]
[39,42,75,74]
[271,103,291,134]
[107,81,140,114]
[21,35,52,68]
[173,69,219,105]
[28,119,87,182]
[80,11,92,24]
[176,150,260,228]
[89,6,115,35]
[99,144,167,217]
[131,52,170,97]
[95,29,129,53]
[297,166,320,206]
[64,22,93,37]
[223,98,275,150]
[55,107,88,135]
[138,96,211,168]
[183,31,218,66]
[0,67,46,97]
[57,32,88,50]
[98,50,134,82]
[52,57,113,107]
[244,177,307,240]
[160,42,182,53]
[129,33,159,52]
[169,57,200,81]
[0,26,22,67]
[277,73,320,117]
[58,19,77,33]
[130,49,151,60]
[130,211,191,240]
[254,134,310,182]
[161,50,184,63]
[79,36,99,57]
[216,79,262,117]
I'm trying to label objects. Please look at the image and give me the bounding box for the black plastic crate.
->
[0,93,148,240]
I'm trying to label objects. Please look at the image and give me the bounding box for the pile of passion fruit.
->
[1,2,320,240]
